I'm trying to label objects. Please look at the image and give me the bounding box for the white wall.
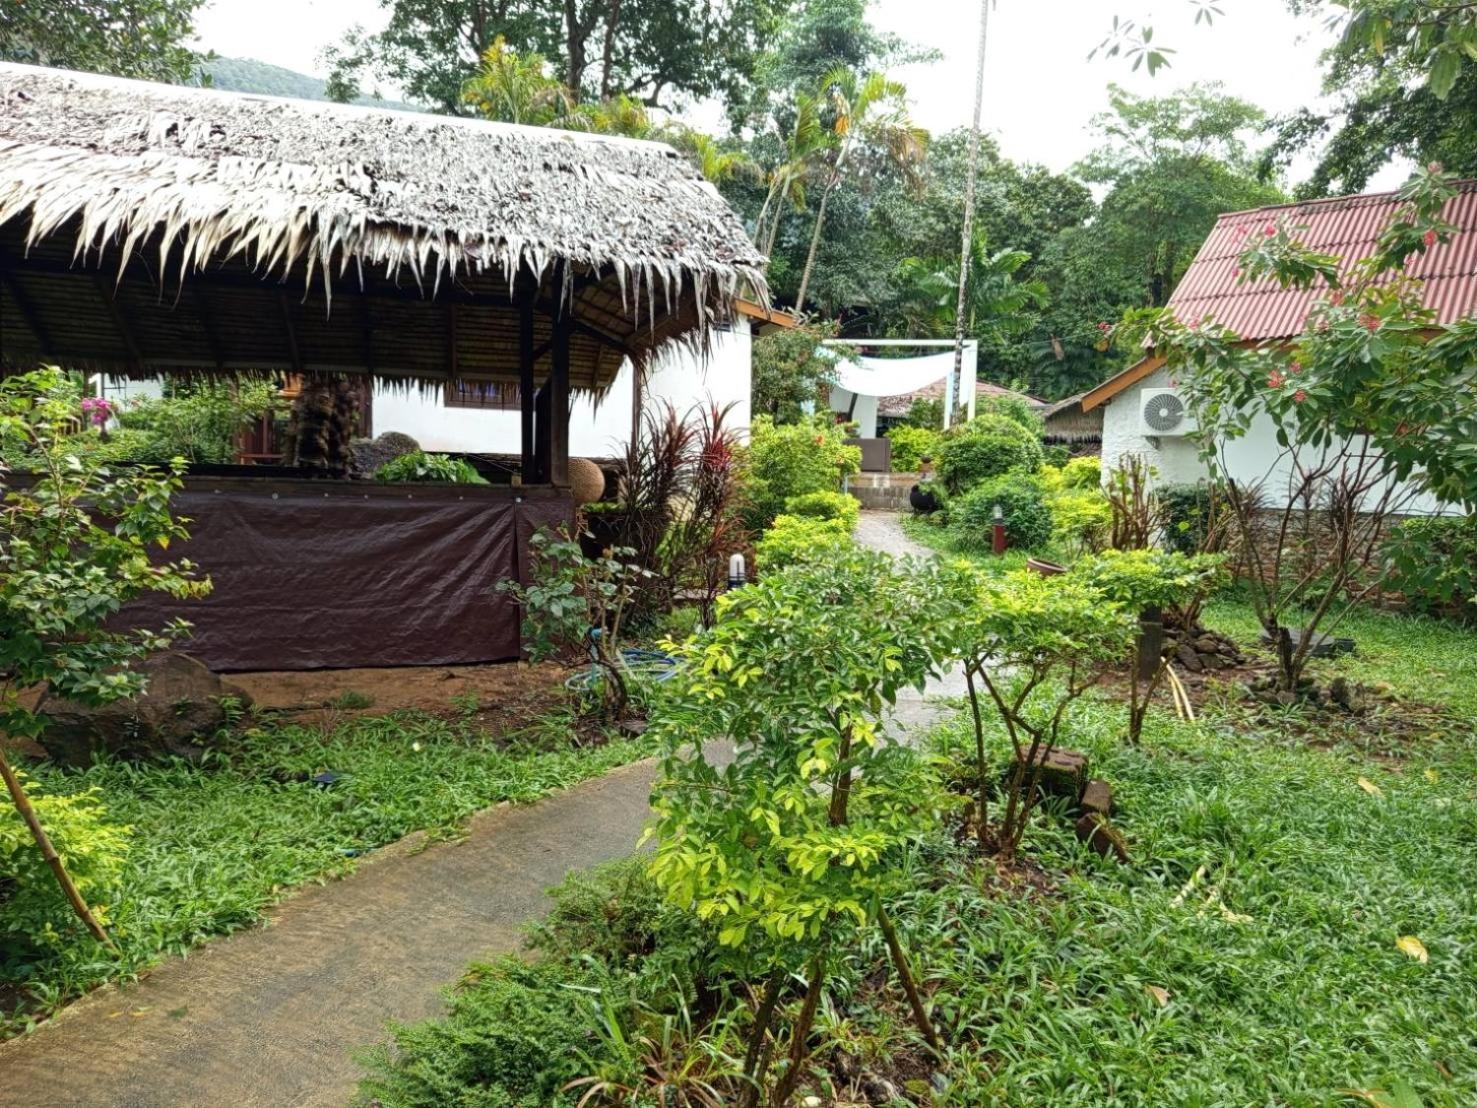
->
[372,320,754,457]
[1100,365,1458,515]
[828,389,880,437]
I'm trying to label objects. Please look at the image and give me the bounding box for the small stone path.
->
[0,512,955,1108]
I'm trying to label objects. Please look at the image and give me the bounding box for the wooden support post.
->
[277,291,303,373]
[533,378,552,484]
[517,271,537,483]
[550,292,571,489]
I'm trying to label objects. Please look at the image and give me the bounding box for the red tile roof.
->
[1083,179,1477,411]
[1169,179,1477,339]
[877,379,1042,418]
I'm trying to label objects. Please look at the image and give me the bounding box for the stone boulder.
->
[35,653,250,766]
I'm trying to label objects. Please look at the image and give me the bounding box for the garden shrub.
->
[0,775,129,956]
[744,415,860,528]
[374,451,489,484]
[1047,488,1111,556]
[934,413,1044,493]
[1042,443,1072,468]
[1058,455,1101,490]
[113,380,279,464]
[1159,482,1220,555]
[884,424,941,472]
[782,489,860,529]
[357,957,618,1107]
[755,513,853,574]
[1383,515,1477,619]
[949,474,1053,552]
[976,393,1044,436]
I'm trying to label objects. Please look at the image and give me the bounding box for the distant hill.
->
[199,57,416,112]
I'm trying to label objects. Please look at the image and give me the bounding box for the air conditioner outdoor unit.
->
[1140,387,1196,437]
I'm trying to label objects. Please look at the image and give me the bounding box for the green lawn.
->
[2,710,651,1035]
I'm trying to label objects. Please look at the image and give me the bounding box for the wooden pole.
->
[0,746,115,949]
[518,271,537,483]
[549,267,572,489]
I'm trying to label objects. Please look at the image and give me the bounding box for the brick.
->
[1080,778,1113,815]
[1015,746,1088,797]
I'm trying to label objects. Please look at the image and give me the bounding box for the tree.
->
[749,321,842,423]
[952,0,993,425]
[0,369,209,945]
[324,0,789,114]
[793,67,927,313]
[0,0,205,83]
[880,232,1047,343]
[649,550,953,1102]
[1152,166,1477,695]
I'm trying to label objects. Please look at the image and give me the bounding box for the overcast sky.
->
[190,0,1405,188]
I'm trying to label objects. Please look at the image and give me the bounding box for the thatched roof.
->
[0,63,767,392]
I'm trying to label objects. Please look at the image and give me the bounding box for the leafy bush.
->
[782,489,860,529]
[949,474,1053,552]
[934,413,1044,493]
[744,415,860,528]
[1058,455,1101,490]
[114,380,280,464]
[884,424,941,472]
[976,392,1044,436]
[1042,442,1072,468]
[1047,489,1111,556]
[1383,515,1477,619]
[0,775,129,957]
[374,451,489,484]
[358,956,617,1107]
[755,513,853,574]
[1159,483,1220,555]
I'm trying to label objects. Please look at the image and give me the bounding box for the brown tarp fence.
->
[124,483,572,671]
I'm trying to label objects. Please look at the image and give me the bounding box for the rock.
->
[1080,778,1113,816]
[1076,813,1130,863]
[1175,643,1204,673]
[1201,653,1226,671]
[36,652,249,766]
[350,430,420,479]
[1194,635,1221,654]
[1015,747,1089,797]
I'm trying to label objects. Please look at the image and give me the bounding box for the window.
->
[444,381,521,410]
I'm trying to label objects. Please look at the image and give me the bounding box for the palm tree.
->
[663,126,761,185]
[794,67,927,314]
[953,0,995,420]
[753,91,826,256]
[462,36,574,125]
[887,233,1047,340]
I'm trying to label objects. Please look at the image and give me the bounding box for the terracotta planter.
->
[1026,557,1068,577]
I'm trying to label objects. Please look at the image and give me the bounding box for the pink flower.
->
[1360,314,1381,331]
[1097,321,1112,333]
[1267,370,1285,389]
[1263,222,1277,237]
[1293,389,1307,404]
[80,397,113,427]
[1233,266,1243,279]
[1289,361,1302,374]
[1423,229,1438,248]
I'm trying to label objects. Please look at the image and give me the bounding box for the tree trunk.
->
[0,746,115,949]
[794,180,835,314]
[878,904,943,1054]
[599,0,622,99]
[739,966,786,1108]
[563,0,589,93]
[965,666,989,852]
[951,0,993,423]
[772,955,826,1107]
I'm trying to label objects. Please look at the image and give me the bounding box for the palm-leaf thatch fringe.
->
[0,63,767,390]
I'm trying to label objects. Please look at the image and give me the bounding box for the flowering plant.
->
[79,396,113,428]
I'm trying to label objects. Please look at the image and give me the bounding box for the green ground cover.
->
[357,524,1477,1106]
[2,710,650,1035]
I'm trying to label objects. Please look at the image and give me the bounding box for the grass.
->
[2,709,652,1035]
[907,696,1477,1105]
[327,550,1477,1105]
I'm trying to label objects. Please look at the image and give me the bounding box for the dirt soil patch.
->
[223,661,574,735]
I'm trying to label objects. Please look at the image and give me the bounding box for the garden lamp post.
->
[992,503,1006,555]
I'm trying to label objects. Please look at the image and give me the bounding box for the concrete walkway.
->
[854,511,968,731]
[0,761,664,1108]
[0,512,954,1108]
